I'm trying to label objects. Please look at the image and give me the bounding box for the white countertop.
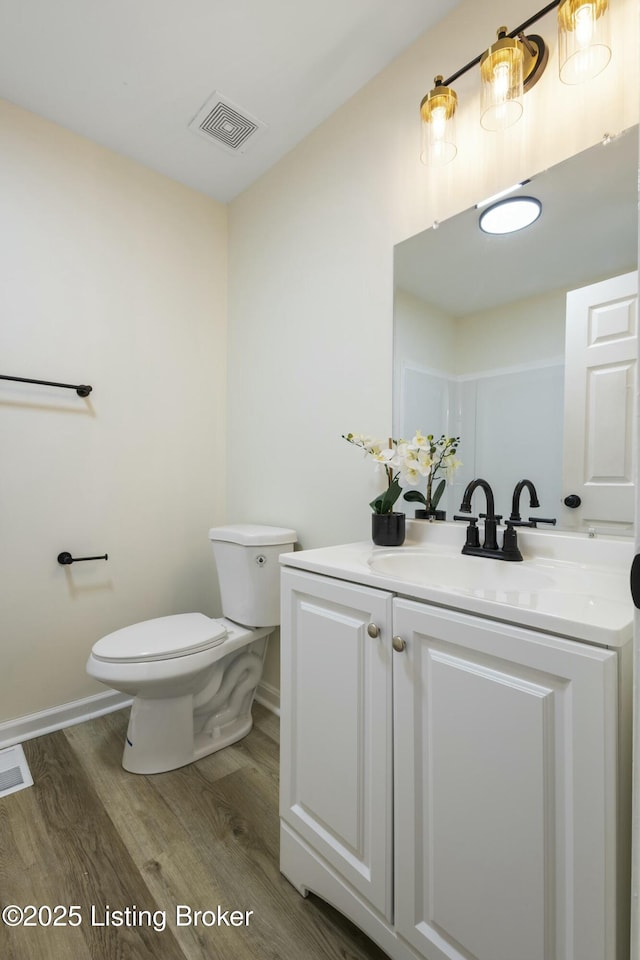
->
[280,521,634,648]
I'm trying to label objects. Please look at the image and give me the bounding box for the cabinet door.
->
[393,598,618,960]
[280,568,394,919]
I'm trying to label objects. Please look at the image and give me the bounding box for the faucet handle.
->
[479,512,502,524]
[502,521,524,561]
[453,515,480,549]
[463,517,480,549]
[528,516,557,527]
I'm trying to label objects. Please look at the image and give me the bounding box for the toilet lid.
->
[91,613,227,663]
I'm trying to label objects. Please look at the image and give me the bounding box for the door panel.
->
[280,569,393,918]
[393,598,618,960]
[563,270,637,532]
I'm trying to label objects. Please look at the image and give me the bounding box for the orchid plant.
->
[342,431,462,515]
[402,433,461,514]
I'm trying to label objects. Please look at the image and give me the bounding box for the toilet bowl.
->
[86,524,296,774]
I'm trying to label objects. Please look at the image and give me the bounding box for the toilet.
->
[86,524,296,774]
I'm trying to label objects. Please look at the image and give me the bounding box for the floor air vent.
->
[0,744,33,798]
[189,92,267,154]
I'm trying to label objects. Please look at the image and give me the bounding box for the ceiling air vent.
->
[189,92,267,155]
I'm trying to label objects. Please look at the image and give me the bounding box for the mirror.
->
[393,126,638,533]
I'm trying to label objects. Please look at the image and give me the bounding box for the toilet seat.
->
[91,613,227,664]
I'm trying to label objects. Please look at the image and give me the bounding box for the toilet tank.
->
[208,524,297,627]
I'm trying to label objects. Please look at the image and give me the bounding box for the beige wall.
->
[395,287,567,380]
[227,0,639,684]
[394,288,457,373]
[0,100,228,724]
[454,289,567,375]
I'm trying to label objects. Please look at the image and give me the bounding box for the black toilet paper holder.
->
[57,551,108,565]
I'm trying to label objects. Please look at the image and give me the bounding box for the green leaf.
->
[403,489,427,504]
[431,478,446,508]
[370,476,403,514]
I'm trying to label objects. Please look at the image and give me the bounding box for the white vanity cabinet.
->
[280,566,630,960]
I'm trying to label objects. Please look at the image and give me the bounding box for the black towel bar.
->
[0,374,92,397]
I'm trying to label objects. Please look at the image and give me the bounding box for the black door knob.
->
[563,494,581,508]
[631,555,640,609]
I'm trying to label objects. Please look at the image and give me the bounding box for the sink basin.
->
[368,549,554,598]
[363,544,632,644]
[279,526,633,646]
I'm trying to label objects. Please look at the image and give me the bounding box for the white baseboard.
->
[255,679,280,716]
[0,680,278,751]
[0,690,132,750]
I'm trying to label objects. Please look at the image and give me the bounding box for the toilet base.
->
[122,700,255,775]
[123,693,195,774]
[121,629,269,775]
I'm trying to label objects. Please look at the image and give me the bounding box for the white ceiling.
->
[0,0,462,202]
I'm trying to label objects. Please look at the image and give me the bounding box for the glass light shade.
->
[479,196,542,234]
[558,0,611,84]
[420,78,457,166]
[480,30,524,131]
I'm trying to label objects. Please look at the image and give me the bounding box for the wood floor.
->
[0,705,389,960]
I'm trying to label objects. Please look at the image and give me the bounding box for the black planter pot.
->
[414,509,446,521]
[372,512,406,547]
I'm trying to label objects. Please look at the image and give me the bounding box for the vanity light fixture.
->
[558,0,611,83]
[420,76,458,166]
[480,27,549,130]
[420,0,613,166]
[479,196,542,234]
[480,29,525,131]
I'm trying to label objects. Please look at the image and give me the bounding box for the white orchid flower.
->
[399,465,422,486]
[403,444,430,471]
[444,456,463,479]
[391,441,411,466]
[371,447,395,465]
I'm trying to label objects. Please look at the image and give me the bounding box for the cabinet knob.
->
[392,635,406,653]
[367,623,380,638]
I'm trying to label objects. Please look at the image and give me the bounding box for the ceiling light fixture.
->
[419,0,612,166]
[479,196,542,234]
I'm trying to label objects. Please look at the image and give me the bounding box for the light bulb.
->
[431,105,447,142]
[480,29,524,131]
[493,61,511,101]
[420,77,457,166]
[575,4,596,46]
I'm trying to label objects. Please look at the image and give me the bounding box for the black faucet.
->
[510,479,540,521]
[456,478,523,561]
[509,479,557,528]
[458,478,499,552]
